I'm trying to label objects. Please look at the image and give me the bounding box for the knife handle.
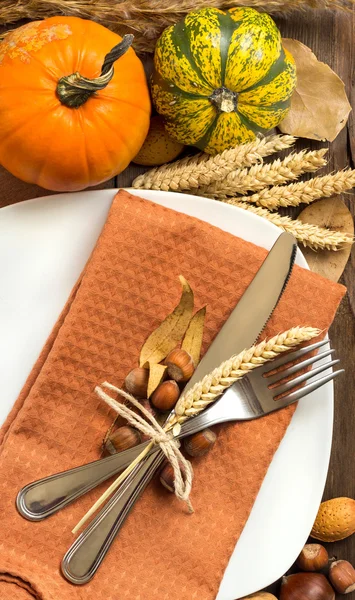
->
[61,451,164,585]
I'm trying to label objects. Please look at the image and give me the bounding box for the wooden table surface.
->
[1,8,355,598]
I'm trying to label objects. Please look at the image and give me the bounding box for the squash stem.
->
[209,87,238,113]
[56,34,134,109]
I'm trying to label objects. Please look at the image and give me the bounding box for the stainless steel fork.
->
[61,340,343,584]
[17,339,334,522]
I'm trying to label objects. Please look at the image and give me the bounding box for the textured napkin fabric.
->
[0,190,346,600]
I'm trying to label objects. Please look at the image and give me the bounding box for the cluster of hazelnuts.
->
[255,544,355,600]
[103,348,217,491]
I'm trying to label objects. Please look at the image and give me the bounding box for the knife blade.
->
[183,231,297,392]
[17,231,297,524]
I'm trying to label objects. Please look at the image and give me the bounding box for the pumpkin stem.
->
[56,34,134,109]
[209,87,238,113]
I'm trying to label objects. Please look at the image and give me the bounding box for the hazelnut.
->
[159,462,175,492]
[296,543,329,572]
[124,367,149,397]
[165,348,195,383]
[159,460,186,493]
[280,572,335,600]
[151,380,180,411]
[329,560,355,594]
[104,425,141,455]
[183,428,217,457]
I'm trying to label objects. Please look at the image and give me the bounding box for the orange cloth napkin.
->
[0,190,346,600]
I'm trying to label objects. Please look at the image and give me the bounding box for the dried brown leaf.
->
[298,197,354,281]
[139,275,194,367]
[181,306,206,366]
[279,39,352,142]
[147,363,167,398]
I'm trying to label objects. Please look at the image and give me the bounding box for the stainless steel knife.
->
[17,231,297,527]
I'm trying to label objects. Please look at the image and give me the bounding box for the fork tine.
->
[259,339,329,375]
[272,359,340,396]
[266,349,336,385]
[275,369,344,408]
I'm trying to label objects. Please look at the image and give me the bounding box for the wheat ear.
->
[172,326,321,422]
[229,201,354,251]
[132,135,296,192]
[0,2,353,55]
[239,170,355,210]
[198,149,328,197]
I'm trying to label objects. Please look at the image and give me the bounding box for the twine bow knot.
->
[95,382,194,512]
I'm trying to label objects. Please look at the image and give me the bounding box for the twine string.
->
[95,382,194,512]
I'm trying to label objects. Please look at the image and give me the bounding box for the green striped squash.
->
[151,7,296,155]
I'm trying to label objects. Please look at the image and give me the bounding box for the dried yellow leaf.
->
[181,306,206,366]
[147,363,167,398]
[280,39,352,142]
[298,197,354,282]
[139,275,194,367]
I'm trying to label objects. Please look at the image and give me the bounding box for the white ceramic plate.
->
[0,189,333,599]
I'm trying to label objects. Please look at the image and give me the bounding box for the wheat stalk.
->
[198,149,328,197]
[239,170,355,210]
[229,201,354,251]
[73,325,320,532]
[132,135,296,192]
[0,1,353,54]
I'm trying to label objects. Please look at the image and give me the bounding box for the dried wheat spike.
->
[239,170,355,210]
[199,149,328,197]
[132,135,296,192]
[172,326,321,422]
[228,201,354,251]
[1,1,354,54]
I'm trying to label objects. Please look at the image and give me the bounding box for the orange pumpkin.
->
[0,17,151,191]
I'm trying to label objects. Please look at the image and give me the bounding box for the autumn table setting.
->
[0,2,355,600]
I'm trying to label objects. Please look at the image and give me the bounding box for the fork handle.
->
[17,395,229,521]
[16,440,158,521]
[61,451,164,584]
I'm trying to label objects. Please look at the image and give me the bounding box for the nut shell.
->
[184,428,217,457]
[165,348,195,383]
[132,115,184,166]
[124,367,149,398]
[151,380,180,412]
[311,497,355,542]
[159,460,187,493]
[104,425,141,455]
[329,560,355,594]
[296,543,329,572]
[280,573,335,600]
[159,462,175,492]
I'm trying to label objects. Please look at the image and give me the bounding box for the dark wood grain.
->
[0,165,116,208]
[268,9,355,599]
[0,8,355,599]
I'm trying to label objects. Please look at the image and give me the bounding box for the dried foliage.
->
[298,198,355,281]
[239,170,355,210]
[230,201,354,251]
[133,135,296,192]
[199,150,328,197]
[280,39,352,142]
[1,0,354,54]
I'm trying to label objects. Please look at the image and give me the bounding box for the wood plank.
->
[0,165,116,208]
